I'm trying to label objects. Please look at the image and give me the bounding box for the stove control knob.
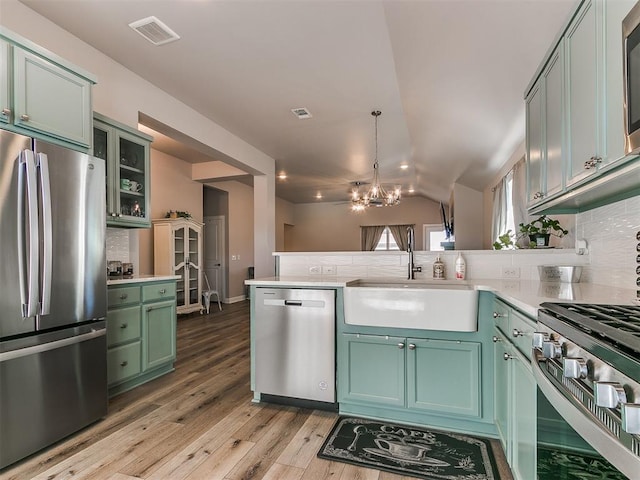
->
[563,358,587,379]
[532,332,549,350]
[594,382,627,408]
[621,404,640,434]
[542,340,562,359]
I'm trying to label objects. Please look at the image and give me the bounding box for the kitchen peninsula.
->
[247,265,639,480]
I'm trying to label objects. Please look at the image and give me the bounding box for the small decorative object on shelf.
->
[493,215,568,250]
[166,210,191,219]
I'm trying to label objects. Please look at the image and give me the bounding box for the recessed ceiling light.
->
[277,172,287,180]
[291,107,312,119]
[408,187,415,193]
[315,193,323,199]
[400,164,409,170]
[129,16,180,46]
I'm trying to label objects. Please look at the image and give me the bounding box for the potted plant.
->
[518,215,568,248]
[493,215,568,250]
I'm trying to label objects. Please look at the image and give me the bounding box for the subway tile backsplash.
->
[576,195,640,289]
[106,228,130,263]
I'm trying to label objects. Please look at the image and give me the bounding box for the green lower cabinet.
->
[511,354,537,480]
[107,280,177,397]
[493,329,511,457]
[407,338,480,418]
[338,334,405,407]
[142,300,176,371]
[339,334,481,419]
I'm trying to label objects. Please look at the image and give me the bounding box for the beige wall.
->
[1,1,277,277]
[452,183,484,250]
[276,197,295,251]
[138,150,204,274]
[206,181,254,299]
[281,197,441,251]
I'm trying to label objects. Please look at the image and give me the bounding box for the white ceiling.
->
[20,0,575,204]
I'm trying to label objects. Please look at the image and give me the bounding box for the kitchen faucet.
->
[407,226,422,280]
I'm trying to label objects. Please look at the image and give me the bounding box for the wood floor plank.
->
[299,456,347,480]
[339,463,381,480]
[184,439,255,480]
[259,462,305,480]
[276,409,337,469]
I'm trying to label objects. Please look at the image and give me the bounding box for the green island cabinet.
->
[525,0,639,214]
[107,279,177,397]
[338,291,497,437]
[492,298,537,480]
[0,27,95,150]
[94,112,153,228]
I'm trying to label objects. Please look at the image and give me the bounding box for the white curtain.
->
[491,177,508,243]
[511,157,528,237]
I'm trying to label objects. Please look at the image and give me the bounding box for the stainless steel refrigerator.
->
[0,130,107,469]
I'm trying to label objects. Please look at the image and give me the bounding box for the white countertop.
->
[246,276,638,317]
[107,274,181,286]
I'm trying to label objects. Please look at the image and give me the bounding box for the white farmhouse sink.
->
[344,279,479,332]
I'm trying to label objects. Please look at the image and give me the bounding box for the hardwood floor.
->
[2,301,512,480]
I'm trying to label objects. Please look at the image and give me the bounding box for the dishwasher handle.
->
[263,298,326,308]
[284,300,303,306]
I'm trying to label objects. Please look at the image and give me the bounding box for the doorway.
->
[203,215,226,302]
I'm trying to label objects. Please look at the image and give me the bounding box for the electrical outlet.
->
[501,266,520,279]
[322,265,336,275]
[231,255,237,261]
[309,266,321,274]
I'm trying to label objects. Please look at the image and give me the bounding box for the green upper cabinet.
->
[94,112,153,228]
[525,0,639,214]
[1,27,96,150]
[0,39,10,125]
[526,43,565,208]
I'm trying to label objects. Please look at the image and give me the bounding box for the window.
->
[423,224,447,251]
[375,227,400,251]
[504,170,516,238]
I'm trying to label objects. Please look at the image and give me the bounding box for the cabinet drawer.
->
[107,306,141,347]
[108,286,141,307]
[510,310,536,360]
[107,341,141,385]
[142,282,176,302]
[492,300,510,334]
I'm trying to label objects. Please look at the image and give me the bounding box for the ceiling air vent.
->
[129,16,180,46]
[291,107,312,119]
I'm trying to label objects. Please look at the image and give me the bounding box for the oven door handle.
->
[532,358,640,479]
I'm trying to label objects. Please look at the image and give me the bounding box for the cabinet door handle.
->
[503,353,514,361]
[159,288,166,294]
[584,156,602,169]
[20,114,29,121]
[1,108,10,116]
[533,191,544,199]
[408,343,416,350]
[120,360,128,367]
[492,336,501,343]
[397,343,405,349]
[512,328,525,337]
[493,312,506,318]
[119,293,128,300]
[120,323,127,329]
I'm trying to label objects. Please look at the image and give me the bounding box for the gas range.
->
[534,302,640,478]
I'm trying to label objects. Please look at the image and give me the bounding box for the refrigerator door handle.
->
[18,149,39,318]
[37,153,52,316]
[0,327,106,363]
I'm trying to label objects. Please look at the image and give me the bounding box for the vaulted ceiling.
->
[20,0,575,204]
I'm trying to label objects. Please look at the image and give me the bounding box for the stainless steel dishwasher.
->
[255,288,336,403]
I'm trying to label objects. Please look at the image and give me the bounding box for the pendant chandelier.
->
[351,110,401,211]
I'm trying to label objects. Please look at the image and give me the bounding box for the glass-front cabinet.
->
[93,112,153,228]
[153,218,204,315]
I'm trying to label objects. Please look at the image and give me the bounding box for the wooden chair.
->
[202,271,222,314]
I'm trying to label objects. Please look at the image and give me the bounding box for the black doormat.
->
[318,417,500,480]
[537,447,628,480]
